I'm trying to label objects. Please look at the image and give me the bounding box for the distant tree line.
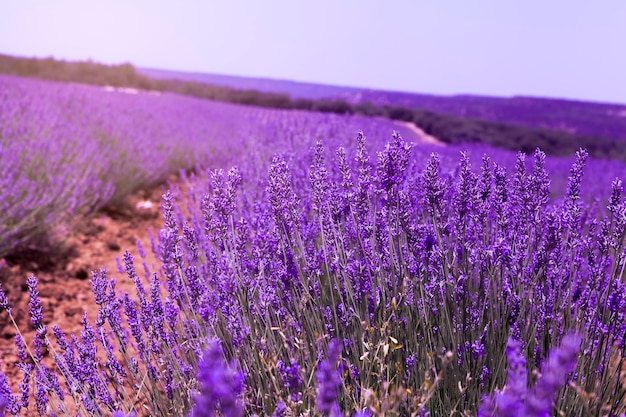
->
[0,54,153,88]
[407,108,626,160]
[2,53,625,161]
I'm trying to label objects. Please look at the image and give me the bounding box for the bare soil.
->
[0,179,170,414]
[393,120,446,146]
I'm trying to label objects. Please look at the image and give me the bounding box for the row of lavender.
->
[1,74,623,258]
[0,75,216,256]
[0,75,427,258]
[1,74,626,415]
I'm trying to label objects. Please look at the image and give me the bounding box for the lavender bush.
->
[174,133,625,416]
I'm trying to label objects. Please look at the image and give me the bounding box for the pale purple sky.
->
[1,1,625,104]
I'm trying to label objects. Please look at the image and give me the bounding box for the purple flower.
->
[0,369,17,415]
[423,153,444,219]
[563,149,588,230]
[310,141,331,214]
[148,272,167,352]
[607,178,623,213]
[0,283,11,314]
[266,155,301,236]
[277,358,303,401]
[479,333,581,417]
[354,131,373,223]
[189,338,244,417]
[336,146,354,210]
[158,227,183,303]
[504,338,528,398]
[405,353,417,369]
[376,131,412,194]
[479,337,528,416]
[123,250,148,306]
[90,268,110,306]
[184,265,206,309]
[272,401,287,417]
[529,148,550,215]
[14,333,33,409]
[316,339,343,416]
[122,293,153,382]
[27,275,45,337]
[527,333,581,415]
[453,151,476,225]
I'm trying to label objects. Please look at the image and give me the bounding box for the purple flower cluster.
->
[175,130,626,415]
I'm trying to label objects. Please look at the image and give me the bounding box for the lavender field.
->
[0,75,626,416]
[140,67,626,142]
[0,74,419,258]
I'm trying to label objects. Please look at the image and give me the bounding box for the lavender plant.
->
[128,132,623,415]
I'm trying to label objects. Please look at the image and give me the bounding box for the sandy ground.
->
[393,120,446,146]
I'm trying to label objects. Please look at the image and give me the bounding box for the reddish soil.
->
[0,179,171,415]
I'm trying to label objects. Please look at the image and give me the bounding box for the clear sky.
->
[1,1,625,104]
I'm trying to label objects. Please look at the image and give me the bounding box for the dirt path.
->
[393,120,446,146]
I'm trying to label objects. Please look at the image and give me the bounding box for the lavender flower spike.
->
[479,333,581,417]
[189,338,244,417]
[527,332,581,416]
[316,339,343,417]
[0,283,11,314]
[478,337,529,417]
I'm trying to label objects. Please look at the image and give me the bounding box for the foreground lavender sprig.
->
[316,339,343,417]
[189,339,244,417]
[479,333,581,416]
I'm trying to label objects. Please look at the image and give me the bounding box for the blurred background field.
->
[3,70,625,260]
